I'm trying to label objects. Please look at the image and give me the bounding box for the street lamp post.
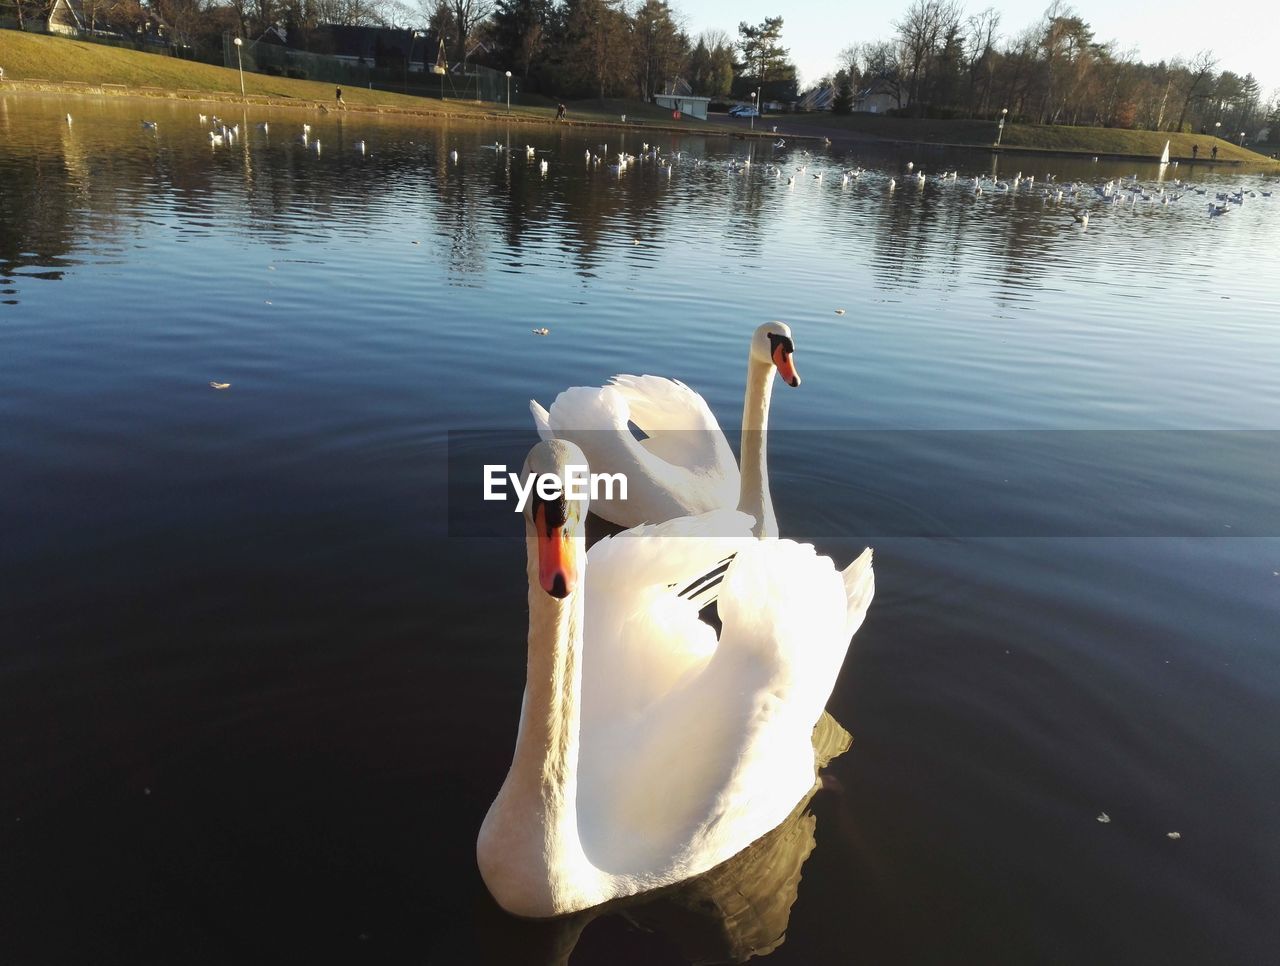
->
[751,89,759,131]
[995,106,1008,146]
[505,70,512,112]
[233,37,245,99]
[1239,131,1246,146]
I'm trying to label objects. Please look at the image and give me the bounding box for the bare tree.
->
[1174,50,1218,132]
[446,0,495,64]
[836,43,862,87]
[964,8,1000,114]
[893,0,962,111]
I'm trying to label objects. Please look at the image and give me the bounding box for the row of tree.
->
[823,0,1277,140]
[5,0,1274,138]
[403,1,799,102]
[3,0,797,102]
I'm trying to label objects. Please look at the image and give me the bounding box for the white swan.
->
[477,439,874,918]
[530,321,800,538]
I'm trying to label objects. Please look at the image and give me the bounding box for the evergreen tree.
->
[832,69,854,114]
[492,0,554,83]
[632,0,686,100]
[735,16,796,101]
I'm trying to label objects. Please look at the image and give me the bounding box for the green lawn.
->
[785,111,1278,164]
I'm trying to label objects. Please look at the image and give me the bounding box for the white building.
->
[653,78,710,120]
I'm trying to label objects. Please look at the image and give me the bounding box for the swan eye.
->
[766,333,795,359]
[530,492,569,536]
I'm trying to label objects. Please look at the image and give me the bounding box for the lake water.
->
[2,93,1278,964]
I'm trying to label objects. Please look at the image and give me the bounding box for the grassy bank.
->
[0,31,742,136]
[784,111,1279,165]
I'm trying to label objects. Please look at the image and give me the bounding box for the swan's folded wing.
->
[579,534,856,878]
[542,385,668,490]
[607,375,739,484]
[716,539,855,712]
[582,511,754,724]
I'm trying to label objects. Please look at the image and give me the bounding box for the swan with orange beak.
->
[479,438,875,918]
[530,321,802,538]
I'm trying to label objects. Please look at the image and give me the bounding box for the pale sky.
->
[680,0,1277,98]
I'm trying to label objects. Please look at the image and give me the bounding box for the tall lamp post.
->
[1239,131,1246,146]
[995,106,1008,146]
[233,37,245,99]
[1214,120,1221,142]
[505,70,512,112]
[751,89,759,131]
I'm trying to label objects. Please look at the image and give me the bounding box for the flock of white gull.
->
[66,109,1272,227]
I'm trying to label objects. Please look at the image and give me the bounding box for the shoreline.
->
[0,77,794,144]
[5,78,1277,168]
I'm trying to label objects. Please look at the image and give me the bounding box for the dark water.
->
[2,93,1279,964]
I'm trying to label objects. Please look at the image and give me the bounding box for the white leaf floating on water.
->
[1167,831,1182,840]
[532,327,550,336]
[1096,812,1111,823]
[210,382,231,390]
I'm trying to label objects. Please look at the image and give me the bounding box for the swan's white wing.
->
[607,375,739,482]
[841,547,875,641]
[582,510,754,727]
[529,399,553,442]
[535,384,737,528]
[578,531,868,884]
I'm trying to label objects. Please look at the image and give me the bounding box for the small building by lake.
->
[653,79,709,120]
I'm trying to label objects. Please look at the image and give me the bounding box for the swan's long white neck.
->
[737,353,777,539]
[476,526,601,917]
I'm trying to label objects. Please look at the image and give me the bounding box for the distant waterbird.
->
[141,120,158,131]
[66,113,73,125]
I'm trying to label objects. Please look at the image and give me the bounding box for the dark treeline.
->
[825,0,1276,138]
[2,0,795,101]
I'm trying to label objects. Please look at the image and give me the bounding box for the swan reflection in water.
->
[462,713,851,966]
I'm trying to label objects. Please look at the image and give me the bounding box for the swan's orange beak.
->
[773,340,801,388]
[536,502,579,599]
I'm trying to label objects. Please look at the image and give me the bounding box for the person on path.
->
[1211,144,1218,161]
[336,87,344,106]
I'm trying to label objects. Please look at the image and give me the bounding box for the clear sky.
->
[680,0,1277,98]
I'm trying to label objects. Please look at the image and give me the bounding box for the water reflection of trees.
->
[0,102,790,293]
[804,162,1077,305]
[9,102,1131,304]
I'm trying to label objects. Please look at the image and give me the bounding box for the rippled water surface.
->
[2,93,1279,964]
